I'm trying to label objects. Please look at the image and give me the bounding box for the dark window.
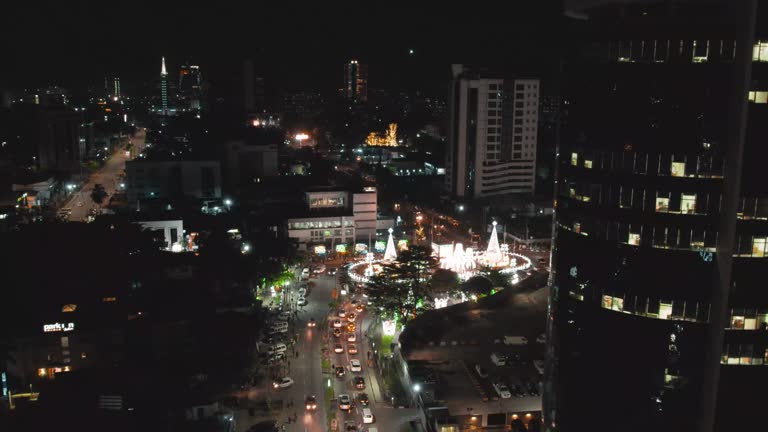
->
[200,166,215,197]
[170,228,178,244]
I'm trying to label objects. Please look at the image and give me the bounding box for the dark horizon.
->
[1,2,561,94]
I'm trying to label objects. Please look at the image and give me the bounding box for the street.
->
[63,129,145,222]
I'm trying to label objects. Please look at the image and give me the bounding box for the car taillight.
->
[306,404,311,409]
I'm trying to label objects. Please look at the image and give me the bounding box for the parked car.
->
[297,296,307,306]
[493,382,512,399]
[273,377,294,389]
[350,359,362,372]
[298,287,307,296]
[338,394,351,410]
[474,364,489,378]
[354,376,366,389]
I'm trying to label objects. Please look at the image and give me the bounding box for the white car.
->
[474,364,489,378]
[347,333,357,343]
[297,296,307,306]
[273,377,294,389]
[350,359,362,372]
[493,382,512,399]
[333,320,343,328]
[334,343,344,353]
[298,287,307,296]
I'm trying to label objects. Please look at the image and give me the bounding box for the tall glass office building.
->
[545,1,767,431]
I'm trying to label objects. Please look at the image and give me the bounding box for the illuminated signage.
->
[314,245,327,255]
[374,241,386,252]
[336,244,347,253]
[43,322,75,333]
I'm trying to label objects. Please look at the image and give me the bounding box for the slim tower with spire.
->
[160,57,169,115]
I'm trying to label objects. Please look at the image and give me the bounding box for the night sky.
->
[1,2,561,94]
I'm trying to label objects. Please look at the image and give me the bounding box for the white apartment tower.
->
[446,64,539,199]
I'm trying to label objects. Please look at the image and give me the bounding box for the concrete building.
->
[224,141,278,189]
[135,219,184,251]
[286,186,378,247]
[445,65,539,199]
[125,160,221,209]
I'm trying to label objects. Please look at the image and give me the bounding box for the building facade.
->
[445,65,539,199]
[125,160,222,209]
[160,57,169,115]
[178,63,202,111]
[344,60,368,103]
[224,141,278,189]
[545,1,764,432]
[286,187,378,246]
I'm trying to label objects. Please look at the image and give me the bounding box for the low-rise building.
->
[286,186,379,247]
[125,159,221,209]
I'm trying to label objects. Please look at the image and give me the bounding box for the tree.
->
[91,183,107,204]
[477,266,512,290]
[365,246,438,327]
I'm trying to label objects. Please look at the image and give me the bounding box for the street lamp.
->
[413,384,421,392]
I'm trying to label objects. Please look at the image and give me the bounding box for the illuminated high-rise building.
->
[160,56,169,115]
[445,65,539,198]
[344,60,368,102]
[179,62,202,111]
[545,1,763,432]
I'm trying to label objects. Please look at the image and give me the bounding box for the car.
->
[346,322,356,332]
[338,394,352,410]
[353,376,366,389]
[298,287,307,296]
[338,309,347,318]
[346,333,357,342]
[334,343,344,353]
[346,312,356,322]
[536,333,546,344]
[333,328,342,338]
[362,408,374,424]
[273,377,294,389]
[474,364,489,378]
[297,296,307,306]
[267,344,287,356]
[335,366,346,377]
[328,267,337,276]
[350,359,362,372]
[525,381,540,396]
[269,353,286,363]
[348,344,358,354]
[307,318,316,328]
[493,382,512,399]
[534,360,545,375]
[357,393,370,406]
[269,327,288,335]
[512,384,526,398]
[333,319,343,328]
[305,395,317,411]
[314,264,326,274]
[355,304,364,313]
[278,311,291,320]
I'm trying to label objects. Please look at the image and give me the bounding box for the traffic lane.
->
[288,273,334,431]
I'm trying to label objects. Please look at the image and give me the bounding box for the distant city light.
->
[295,133,309,141]
[409,49,415,54]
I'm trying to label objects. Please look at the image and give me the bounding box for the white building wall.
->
[353,187,377,241]
[135,220,184,250]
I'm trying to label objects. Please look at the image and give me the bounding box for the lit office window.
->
[671,161,686,177]
[752,237,767,257]
[659,302,673,320]
[753,41,768,62]
[571,153,578,166]
[584,160,593,169]
[656,196,670,212]
[748,91,768,103]
[628,232,641,246]
[681,194,697,214]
